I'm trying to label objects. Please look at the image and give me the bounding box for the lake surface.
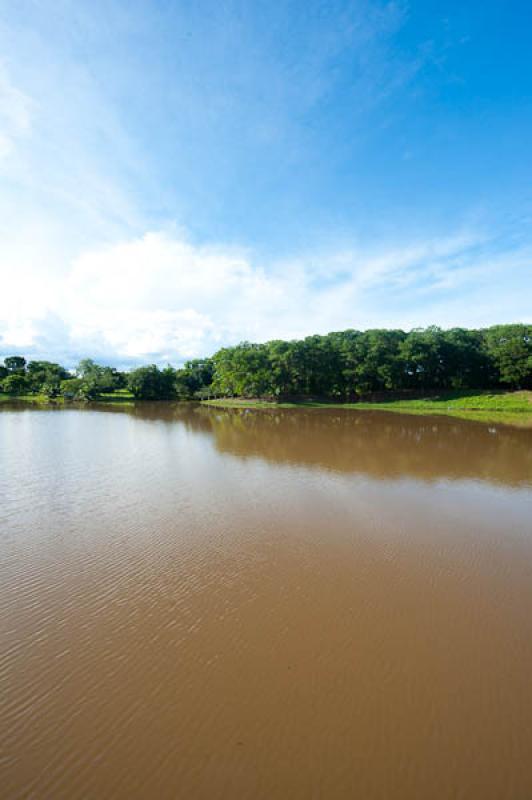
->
[1,403,532,799]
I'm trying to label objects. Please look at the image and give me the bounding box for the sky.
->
[0,0,531,367]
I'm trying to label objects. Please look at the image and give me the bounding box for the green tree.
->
[127,365,176,399]
[399,327,449,390]
[27,361,69,393]
[4,324,530,404]
[442,328,491,389]
[4,356,26,374]
[267,340,299,397]
[350,330,405,394]
[1,373,30,394]
[212,344,272,397]
[76,359,126,394]
[175,358,214,399]
[483,324,532,388]
[60,377,93,399]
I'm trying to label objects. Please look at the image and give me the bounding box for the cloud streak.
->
[0,64,33,161]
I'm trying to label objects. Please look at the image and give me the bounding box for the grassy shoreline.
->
[202,390,531,410]
[0,393,63,405]
[0,391,135,406]
[201,391,532,426]
[2,389,531,425]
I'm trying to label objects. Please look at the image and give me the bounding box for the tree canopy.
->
[1,324,531,401]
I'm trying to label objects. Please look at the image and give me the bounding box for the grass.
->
[3,389,531,426]
[0,389,135,405]
[357,390,532,413]
[201,390,532,426]
[0,393,65,405]
[201,397,297,409]
[96,390,135,403]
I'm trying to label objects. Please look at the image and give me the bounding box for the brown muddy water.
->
[1,403,532,799]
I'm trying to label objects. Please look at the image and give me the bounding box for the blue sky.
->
[0,0,531,366]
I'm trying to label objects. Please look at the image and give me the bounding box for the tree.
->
[127,365,176,399]
[349,330,405,394]
[27,361,69,393]
[60,378,93,399]
[175,359,214,399]
[4,356,26,374]
[4,324,531,404]
[483,325,532,388]
[76,358,99,379]
[76,359,126,394]
[267,340,300,397]
[399,327,448,390]
[1,373,30,394]
[442,328,491,389]
[211,343,273,397]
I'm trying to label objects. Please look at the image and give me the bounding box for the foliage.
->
[60,377,93,400]
[207,325,531,398]
[1,373,31,394]
[4,356,26,373]
[76,359,126,394]
[27,361,69,397]
[483,325,532,388]
[174,359,214,399]
[1,324,531,402]
[127,365,177,400]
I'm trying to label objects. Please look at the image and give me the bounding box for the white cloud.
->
[61,232,304,361]
[1,227,530,367]
[1,1,529,373]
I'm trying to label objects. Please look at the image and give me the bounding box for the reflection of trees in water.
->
[5,402,530,485]
[72,401,207,429]
[196,407,532,486]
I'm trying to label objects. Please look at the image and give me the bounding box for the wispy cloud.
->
[0,64,33,161]
[1,227,530,367]
[0,1,531,365]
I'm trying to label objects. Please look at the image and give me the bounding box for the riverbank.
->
[2,389,531,426]
[0,390,135,406]
[201,390,532,426]
[0,393,63,405]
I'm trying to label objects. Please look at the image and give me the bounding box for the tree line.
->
[1,324,531,401]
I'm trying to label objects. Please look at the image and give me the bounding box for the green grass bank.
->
[201,390,532,426]
[0,390,135,406]
[3,389,531,426]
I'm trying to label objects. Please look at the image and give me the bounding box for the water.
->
[1,403,532,799]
